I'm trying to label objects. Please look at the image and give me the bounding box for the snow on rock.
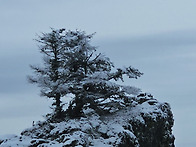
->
[0,94,175,147]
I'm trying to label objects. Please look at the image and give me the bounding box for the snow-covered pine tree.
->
[28,28,143,120]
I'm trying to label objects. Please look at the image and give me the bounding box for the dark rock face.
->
[0,95,175,147]
[130,103,175,147]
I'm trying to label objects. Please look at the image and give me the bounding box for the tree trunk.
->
[55,93,62,119]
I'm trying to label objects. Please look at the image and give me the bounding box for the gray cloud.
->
[126,30,196,47]
[1,0,196,146]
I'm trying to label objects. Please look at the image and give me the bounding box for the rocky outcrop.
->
[0,94,175,147]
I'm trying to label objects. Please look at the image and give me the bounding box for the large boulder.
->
[0,94,175,147]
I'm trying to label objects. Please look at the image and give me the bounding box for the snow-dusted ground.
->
[0,94,174,147]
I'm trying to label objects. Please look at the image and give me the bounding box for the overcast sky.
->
[1,0,196,146]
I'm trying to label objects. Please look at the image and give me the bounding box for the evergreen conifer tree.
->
[28,28,143,120]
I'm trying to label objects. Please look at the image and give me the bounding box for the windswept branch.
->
[108,66,143,81]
